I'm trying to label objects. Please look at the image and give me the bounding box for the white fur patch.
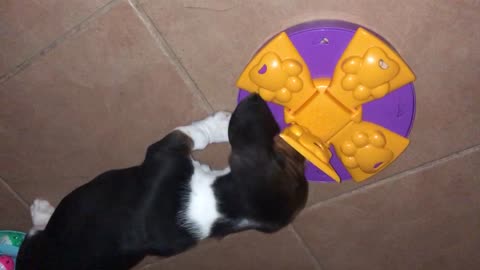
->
[175,111,230,150]
[29,199,55,235]
[179,160,229,239]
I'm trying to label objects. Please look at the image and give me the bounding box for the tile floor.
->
[1,0,479,269]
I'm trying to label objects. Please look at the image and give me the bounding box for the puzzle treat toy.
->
[0,231,26,270]
[237,21,416,182]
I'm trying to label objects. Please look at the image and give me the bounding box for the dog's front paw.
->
[212,111,232,123]
[178,111,232,150]
[205,111,231,143]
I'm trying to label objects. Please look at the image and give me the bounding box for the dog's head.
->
[217,94,308,233]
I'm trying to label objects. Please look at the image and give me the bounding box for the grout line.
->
[127,0,215,114]
[0,175,29,209]
[302,144,480,215]
[0,0,122,85]
[289,225,325,270]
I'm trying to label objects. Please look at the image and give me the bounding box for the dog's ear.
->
[228,94,280,151]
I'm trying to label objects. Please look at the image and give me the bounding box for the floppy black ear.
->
[228,94,280,151]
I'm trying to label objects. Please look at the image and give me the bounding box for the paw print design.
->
[248,52,303,103]
[341,47,400,101]
[340,130,394,174]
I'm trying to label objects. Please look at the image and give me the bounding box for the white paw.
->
[213,166,231,176]
[212,111,232,123]
[204,111,231,143]
[30,199,55,229]
[176,111,231,150]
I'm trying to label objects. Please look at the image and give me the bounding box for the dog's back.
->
[17,94,308,270]
[18,137,198,269]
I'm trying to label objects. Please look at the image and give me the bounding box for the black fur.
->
[17,94,308,270]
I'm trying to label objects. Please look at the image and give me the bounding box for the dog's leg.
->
[29,199,55,235]
[176,111,231,150]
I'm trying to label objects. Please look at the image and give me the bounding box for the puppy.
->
[17,94,308,270]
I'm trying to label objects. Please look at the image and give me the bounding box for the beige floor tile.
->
[293,149,480,270]
[132,256,164,269]
[141,227,318,270]
[0,180,30,231]
[0,1,212,205]
[0,0,111,76]
[306,180,368,207]
[139,0,480,203]
[192,142,231,170]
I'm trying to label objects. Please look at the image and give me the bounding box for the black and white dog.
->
[17,94,308,270]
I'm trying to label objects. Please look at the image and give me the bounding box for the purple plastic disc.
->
[237,21,415,182]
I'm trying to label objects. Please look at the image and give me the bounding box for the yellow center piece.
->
[236,28,416,182]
